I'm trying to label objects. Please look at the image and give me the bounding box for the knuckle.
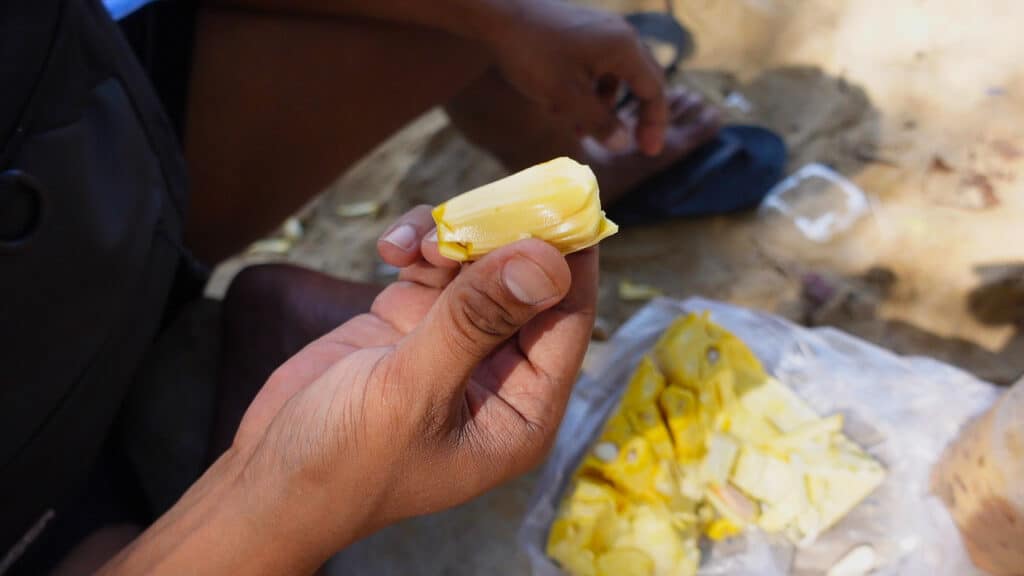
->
[451,280,519,341]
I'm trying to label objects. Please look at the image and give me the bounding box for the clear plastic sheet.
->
[759,163,870,243]
[520,298,1000,575]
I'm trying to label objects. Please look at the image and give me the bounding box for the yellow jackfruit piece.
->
[596,548,655,576]
[705,482,759,525]
[762,413,843,454]
[719,405,780,444]
[799,466,884,541]
[548,517,588,552]
[758,494,805,534]
[658,387,705,461]
[578,412,634,477]
[552,479,619,538]
[654,313,721,387]
[600,436,660,499]
[696,369,740,432]
[731,446,799,504]
[654,313,768,385]
[739,377,818,433]
[649,460,687,506]
[591,509,631,553]
[571,477,622,505]
[621,357,667,408]
[548,536,597,576]
[617,505,698,576]
[550,310,886,575]
[548,479,622,572]
[624,403,674,461]
[701,433,740,485]
[706,517,744,541]
[600,411,635,444]
[708,334,767,394]
[431,157,617,262]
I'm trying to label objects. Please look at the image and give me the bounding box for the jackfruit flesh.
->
[431,157,617,262]
[548,312,885,576]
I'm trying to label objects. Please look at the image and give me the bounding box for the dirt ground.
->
[205,1,1024,573]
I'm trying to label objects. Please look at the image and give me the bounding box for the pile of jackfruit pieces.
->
[547,313,885,576]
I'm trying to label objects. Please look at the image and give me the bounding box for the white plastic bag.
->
[520,297,1000,576]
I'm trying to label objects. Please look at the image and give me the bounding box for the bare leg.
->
[185,8,719,264]
[209,264,380,458]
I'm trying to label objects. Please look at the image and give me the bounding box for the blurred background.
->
[197,1,1023,573]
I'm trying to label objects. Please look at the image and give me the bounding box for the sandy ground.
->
[204,1,1024,573]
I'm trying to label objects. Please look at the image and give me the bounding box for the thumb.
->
[392,239,571,399]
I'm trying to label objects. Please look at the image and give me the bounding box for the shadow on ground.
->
[785,263,1024,385]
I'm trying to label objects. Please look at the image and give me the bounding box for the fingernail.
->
[426,228,438,243]
[503,257,558,305]
[604,125,631,152]
[382,224,418,252]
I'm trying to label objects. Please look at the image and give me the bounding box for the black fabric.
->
[118,0,198,141]
[0,170,44,243]
[3,427,151,576]
[0,0,199,571]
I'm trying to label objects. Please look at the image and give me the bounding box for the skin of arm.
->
[98,448,343,575]
[201,0,669,153]
[206,0,522,44]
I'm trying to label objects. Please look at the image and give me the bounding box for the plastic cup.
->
[933,378,1024,575]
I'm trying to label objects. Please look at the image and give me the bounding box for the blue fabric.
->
[104,0,154,20]
[607,125,787,225]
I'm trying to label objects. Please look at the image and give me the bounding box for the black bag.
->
[0,0,197,570]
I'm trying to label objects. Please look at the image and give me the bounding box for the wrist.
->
[99,447,336,575]
[220,448,338,574]
[235,437,381,564]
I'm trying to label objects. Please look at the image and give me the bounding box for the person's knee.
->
[224,263,297,315]
[223,264,297,333]
[222,263,329,353]
[223,263,380,349]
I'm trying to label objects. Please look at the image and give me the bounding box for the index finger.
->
[420,227,461,270]
[377,205,436,267]
[613,39,668,156]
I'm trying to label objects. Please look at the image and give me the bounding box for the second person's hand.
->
[484,0,669,156]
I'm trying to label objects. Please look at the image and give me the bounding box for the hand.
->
[485,0,668,155]
[99,207,597,575]
[233,206,598,558]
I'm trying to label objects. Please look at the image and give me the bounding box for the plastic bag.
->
[932,377,1024,575]
[520,297,1000,575]
[759,163,870,243]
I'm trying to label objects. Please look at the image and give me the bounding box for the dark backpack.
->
[0,0,196,570]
